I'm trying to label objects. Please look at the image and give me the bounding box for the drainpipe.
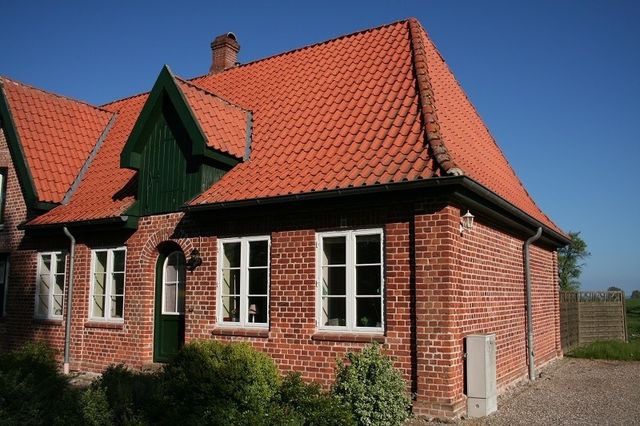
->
[62,227,76,375]
[524,227,542,381]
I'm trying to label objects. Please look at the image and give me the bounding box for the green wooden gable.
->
[121,66,240,216]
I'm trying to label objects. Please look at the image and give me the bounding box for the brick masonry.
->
[0,129,562,418]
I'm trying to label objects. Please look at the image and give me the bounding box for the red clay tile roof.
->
[26,18,561,234]
[0,77,113,203]
[28,94,145,224]
[176,78,249,159]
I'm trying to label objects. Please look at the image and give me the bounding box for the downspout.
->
[62,227,76,375]
[524,227,542,381]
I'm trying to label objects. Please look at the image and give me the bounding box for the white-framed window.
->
[90,247,126,321]
[162,251,186,315]
[35,252,66,319]
[0,254,9,317]
[0,168,7,225]
[218,236,270,327]
[317,229,384,332]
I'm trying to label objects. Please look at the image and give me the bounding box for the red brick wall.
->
[1,181,561,419]
[411,208,561,418]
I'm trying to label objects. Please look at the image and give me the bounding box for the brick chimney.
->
[209,32,240,74]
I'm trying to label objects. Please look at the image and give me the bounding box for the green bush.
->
[163,340,280,425]
[0,341,79,425]
[277,372,354,426]
[332,343,410,426]
[80,386,113,426]
[96,364,163,425]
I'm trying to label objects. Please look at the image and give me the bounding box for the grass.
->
[568,298,640,361]
[568,340,640,361]
[626,298,640,341]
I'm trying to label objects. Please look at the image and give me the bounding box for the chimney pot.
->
[209,32,240,74]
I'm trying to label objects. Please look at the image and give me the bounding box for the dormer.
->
[120,66,250,216]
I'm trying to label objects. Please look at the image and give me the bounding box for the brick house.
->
[0,19,568,418]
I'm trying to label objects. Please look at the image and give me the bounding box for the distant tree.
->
[557,231,590,291]
[631,290,640,300]
[608,286,622,292]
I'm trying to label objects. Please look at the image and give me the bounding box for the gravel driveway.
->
[417,358,640,426]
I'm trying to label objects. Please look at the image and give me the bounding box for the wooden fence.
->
[560,291,627,352]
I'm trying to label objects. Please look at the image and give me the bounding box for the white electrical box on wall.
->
[466,334,497,418]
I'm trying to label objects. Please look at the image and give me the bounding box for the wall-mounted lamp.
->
[186,249,202,271]
[460,210,475,234]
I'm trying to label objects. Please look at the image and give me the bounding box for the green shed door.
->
[154,251,186,362]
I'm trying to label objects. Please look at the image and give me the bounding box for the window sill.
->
[85,321,124,330]
[312,332,385,343]
[211,327,269,338]
[33,318,63,326]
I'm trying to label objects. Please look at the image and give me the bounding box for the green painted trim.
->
[203,149,239,167]
[122,66,206,169]
[0,167,6,223]
[0,84,40,208]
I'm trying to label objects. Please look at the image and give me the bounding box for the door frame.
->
[153,248,186,362]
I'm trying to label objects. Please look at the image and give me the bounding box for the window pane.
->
[41,254,52,275]
[323,237,345,265]
[0,259,5,284]
[164,282,177,312]
[222,295,240,322]
[356,234,381,264]
[38,275,51,296]
[223,242,241,268]
[37,295,48,317]
[55,254,66,274]
[165,261,178,282]
[111,272,124,296]
[110,296,124,319]
[53,295,63,316]
[113,250,126,273]
[356,266,381,295]
[54,273,65,295]
[249,268,268,295]
[322,297,346,327]
[93,294,105,317]
[249,240,268,267]
[322,266,345,296]
[247,296,267,324]
[222,269,241,295]
[356,298,382,328]
[95,252,107,275]
[93,273,106,295]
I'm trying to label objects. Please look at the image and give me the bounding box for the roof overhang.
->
[184,175,570,248]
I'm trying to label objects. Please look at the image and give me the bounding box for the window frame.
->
[0,167,7,226]
[89,247,127,322]
[0,254,8,317]
[161,250,186,316]
[34,251,66,320]
[316,228,385,333]
[217,235,270,329]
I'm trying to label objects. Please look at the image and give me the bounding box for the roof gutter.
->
[19,215,130,231]
[185,176,569,247]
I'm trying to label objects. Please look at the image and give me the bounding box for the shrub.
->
[163,340,280,425]
[0,341,76,425]
[96,364,163,425]
[332,343,410,426]
[277,372,354,426]
[80,386,113,426]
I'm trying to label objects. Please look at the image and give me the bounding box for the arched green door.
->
[154,250,186,362]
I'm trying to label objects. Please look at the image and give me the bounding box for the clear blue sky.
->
[1,0,638,294]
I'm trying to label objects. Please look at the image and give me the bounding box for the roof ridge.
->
[0,75,112,115]
[175,77,252,113]
[407,18,463,177]
[100,90,149,109]
[416,22,561,231]
[190,18,411,82]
